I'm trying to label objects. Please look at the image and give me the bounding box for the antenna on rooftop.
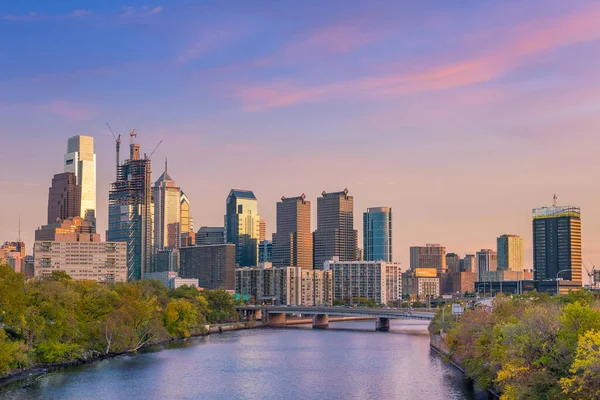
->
[553,194,557,207]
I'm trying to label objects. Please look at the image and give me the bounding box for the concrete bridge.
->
[236,305,435,332]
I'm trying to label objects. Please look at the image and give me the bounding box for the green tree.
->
[0,264,26,330]
[0,328,29,374]
[560,330,600,399]
[164,299,199,338]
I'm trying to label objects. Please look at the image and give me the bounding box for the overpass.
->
[236,305,435,332]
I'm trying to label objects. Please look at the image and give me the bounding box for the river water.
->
[1,320,490,400]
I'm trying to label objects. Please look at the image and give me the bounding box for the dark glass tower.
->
[363,207,392,262]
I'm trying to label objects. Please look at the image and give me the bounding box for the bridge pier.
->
[376,317,390,332]
[254,309,262,321]
[312,314,329,329]
[267,312,286,327]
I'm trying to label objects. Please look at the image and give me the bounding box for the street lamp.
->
[556,269,571,296]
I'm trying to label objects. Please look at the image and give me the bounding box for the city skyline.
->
[3,1,600,270]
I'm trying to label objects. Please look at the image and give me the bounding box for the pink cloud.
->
[232,3,600,111]
[120,5,163,18]
[37,101,98,121]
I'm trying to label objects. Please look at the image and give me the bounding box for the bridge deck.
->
[236,306,435,320]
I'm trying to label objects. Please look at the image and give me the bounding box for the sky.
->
[1,0,600,273]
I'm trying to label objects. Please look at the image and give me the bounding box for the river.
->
[1,320,490,400]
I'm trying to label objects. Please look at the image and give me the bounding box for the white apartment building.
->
[34,241,127,283]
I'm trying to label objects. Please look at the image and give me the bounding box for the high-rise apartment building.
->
[313,189,358,269]
[532,202,582,283]
[446,253,461,273]
[47,172,81,224]
[107,136,153,281]
[225,190,260,267]
[179,244,236,290]
[64,135,96,224]
[461,254,476,272]
[259,217,266,242]
[363,207,392,262]
[196,227,225,245]
[272,194,313,270]
[36,217,98,242]
[410,244,446,274]
[476,249,498,281]
[180,191,194,245]
[497,234,524,271]
[153,160,181,250]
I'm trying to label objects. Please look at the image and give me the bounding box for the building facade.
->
[179,244,236,290]
[259,217,266,242]
[145,271,199,290]
[258,240,272,263]
[154,248,180,273]
[196,227,225,245]
[180,191,194,246]
[363,207,392,262]
[323,259,402,305]
[313,189,358,269]
[225,190,260,267]
[532,204,582,283]
[446,253,461,273]
[410,244,446,274]
[497,234,524,271]
[64,135,96,224]
[476,249,498,282]
[35,217,98,242]
[34,241,127,283]
[461,254,476,273]
[107,138,153,281]
[47,172,80,224]
[153,161,181,250]
[272,194,313,270]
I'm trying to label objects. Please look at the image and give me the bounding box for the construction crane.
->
[146,140,163,160]
[130,129,137,144]
[106,123,121,179]
[582,261,596,288]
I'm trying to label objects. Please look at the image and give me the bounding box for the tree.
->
[560,330,600,399]
[164,299,199,338]
[0,264,26,330]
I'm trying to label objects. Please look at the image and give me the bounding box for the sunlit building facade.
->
[180,191,194,246]
[497,234,524,271]
[225,189,260,267]
[153,160,181,250]
[272,194,313,270]
[476,249,498,282]
[64,135,96,226]
[410,244,446,274]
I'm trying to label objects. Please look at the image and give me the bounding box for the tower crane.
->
[582,261,596,288]
[106,123,121,179]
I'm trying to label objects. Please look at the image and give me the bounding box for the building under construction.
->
[107,131,153,281]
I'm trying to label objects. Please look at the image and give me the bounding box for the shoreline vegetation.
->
[428,291,600,400]
[0,264,251,388]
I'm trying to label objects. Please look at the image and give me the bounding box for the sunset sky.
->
[2,0,600,271]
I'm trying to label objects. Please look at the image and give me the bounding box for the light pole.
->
[556,269,571,295]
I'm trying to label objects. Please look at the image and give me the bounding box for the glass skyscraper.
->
[497,234,524,271]
[225,189,260,267]
[64,135,96,225]
[363,207,392,262]
[153,160,181,250]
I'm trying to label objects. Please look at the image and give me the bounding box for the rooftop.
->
[229,189,257,200]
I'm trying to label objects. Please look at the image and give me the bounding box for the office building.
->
[497,234,524,271]
[532,201,582,283]
[446,253,461,273]
[47,172,80,224]
[196,227,225,245]
[180,191,194,246]
[154,248,180,273]
[35,217,99,242]
[410,244,446,274]
[107,134,153,281]
[324,258,402,305]
[363,207,392,262]
[235,264,332,306]
[259,217,266,242]
[34,241,127,283]
[272,194,313,270]
[179,244,236,290]
[225,189,260,267]
[313,189,358,269]
[480,270,533,282]
[153,160,181,250]
[476,249,498,282]
[259,240,272,263]
[442,271,476,295]
[461,254,476,273]
[1,241,25,259]
[64,135,96,225]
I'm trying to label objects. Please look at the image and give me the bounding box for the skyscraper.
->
[363,207,392,262]
[107,134,153,281]
[497,234,524,271]
[259,217,266,242]
[153,160,181,250]
[64,135,96,224]
[47,172,80,224]
[225,189,260,267]
[313,189,358,269]
[272,194,312,269]
[410,244,446,274]
[476,249,498,281]
[180,191,194,246]
[196,227,225,245]
[532,201,582,283]
[461,254,476,272]
[446,253,461,273]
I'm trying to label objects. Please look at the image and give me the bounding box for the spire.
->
[165,157,168,173]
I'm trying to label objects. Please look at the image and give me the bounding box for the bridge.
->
[236,305,435,332]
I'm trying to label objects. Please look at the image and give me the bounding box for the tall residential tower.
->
[363,207,392,262]
[272,194,313,269]
[497,234,524,271]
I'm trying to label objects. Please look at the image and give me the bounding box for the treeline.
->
[0,265,239,376]
[431,291,600,399]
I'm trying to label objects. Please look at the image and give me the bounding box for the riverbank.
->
[0,320,266,390]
